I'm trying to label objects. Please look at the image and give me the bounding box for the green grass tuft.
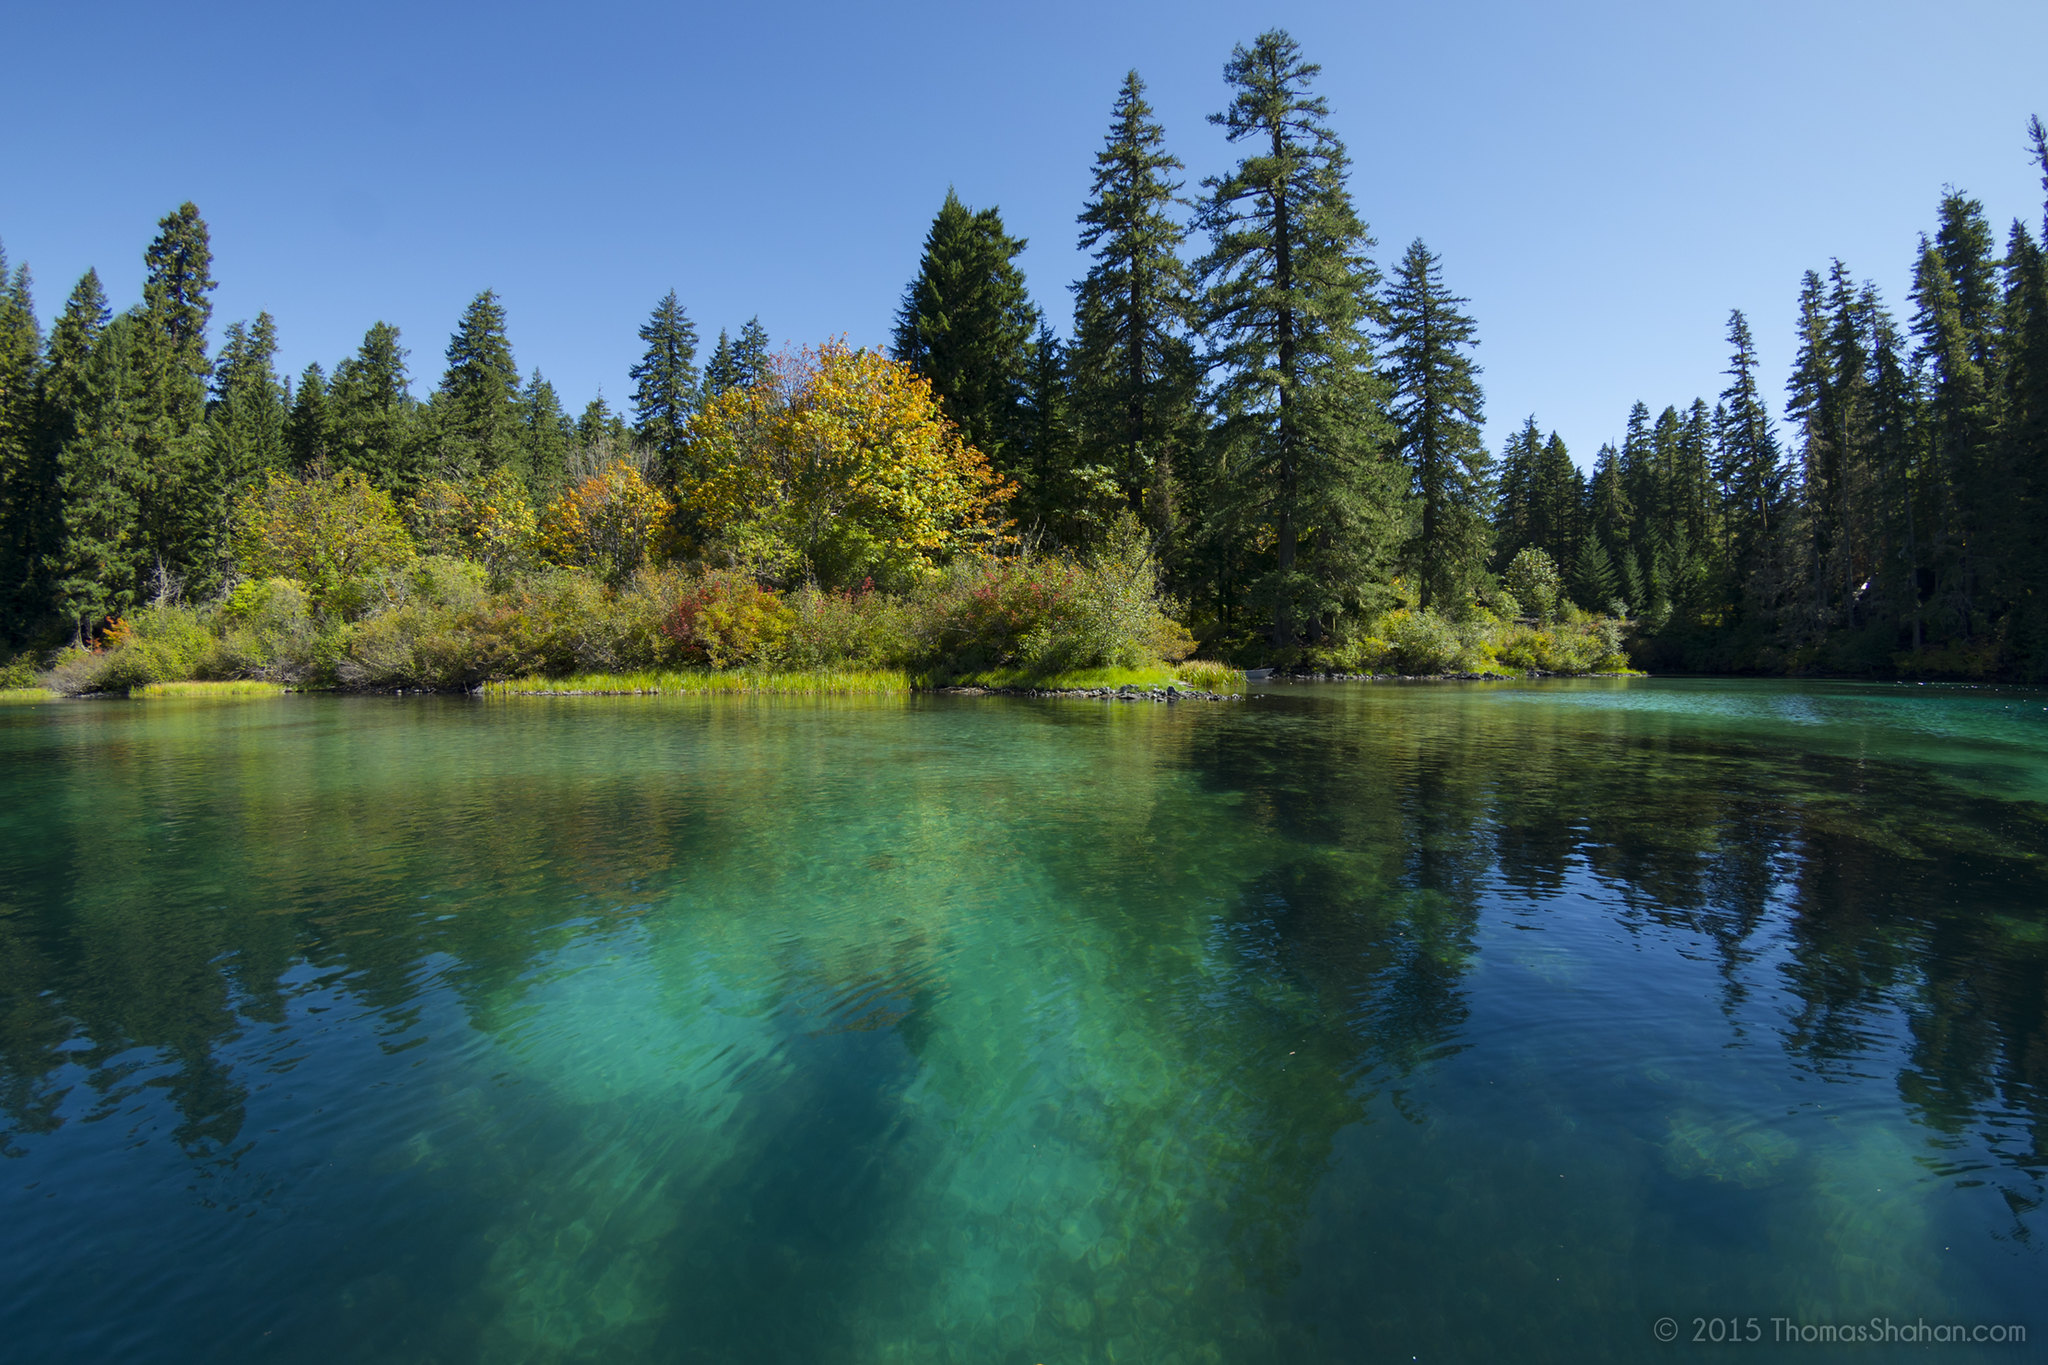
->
[133,680,286,698]
[485,668,913,697]
[0,687,58,703]
[938,659,1244,692]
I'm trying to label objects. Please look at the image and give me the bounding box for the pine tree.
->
[1864,292,1923,653]
[1911,228,1996,639]
[519,369,572,496]
[52,311,146,638]
[330,321,418,495]
[1570,536,1620,614]
[733,317,772,389]
[893,190,1040,474]
[1015,323,1109,542]
[208,313,288,494]
[1530,432,1583,567]
[38,271,107,452]
[1070,69,1202,548]
[2000,119,2048,673]
[1194,29,1404,648]
[1586,441,1633,571]
[1714,310,1787,595]
[630,290,699,488]
[1492,415,1542,566]
[0,247,48,639]
[286,363,333,472]
[436,290,523,483]
[702,329,739,399]
[133,202,218,599]
[1384,238,1490,609]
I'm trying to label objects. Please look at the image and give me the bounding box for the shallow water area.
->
[0,678,2042,1362]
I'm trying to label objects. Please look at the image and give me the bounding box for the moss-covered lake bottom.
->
[1,680,2042,1362]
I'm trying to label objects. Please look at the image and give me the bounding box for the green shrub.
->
[782,582,915,670]
[659,568,794,669]
[0,653,37,690]
[911,519,1192,678]
[215,578,336,684]
[1505,547,1563,623]
[59,607,226,693]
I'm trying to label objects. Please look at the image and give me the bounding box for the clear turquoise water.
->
[0,679,2042,1362]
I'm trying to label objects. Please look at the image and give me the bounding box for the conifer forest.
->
[3,29,2046,688]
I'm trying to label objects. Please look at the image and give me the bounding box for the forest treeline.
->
[1,29,2044,680]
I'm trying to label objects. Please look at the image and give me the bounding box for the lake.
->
[0,680,2042,1362]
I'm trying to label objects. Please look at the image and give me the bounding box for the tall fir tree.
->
[52,310,145,638]
[1911,227,1996,638]
[702,329,739,399]
[435,290,523,484]
[286,362,333,472]
[1720,313,1785,585]
[1530,432,1583,569]
[2000,118,2048,673]
[1194,29,1404,648]
[0,247,48,639]
[893,190,1040,476]
[732,317,772,389]
[520,369,572,496]
[133,202,218,599]
[1070,69,1202,548]
[1492,415,1541,566]
[330,321,418,495]
[630,290,699,488]
[208,313,288,495]
[1383,238,1490,608]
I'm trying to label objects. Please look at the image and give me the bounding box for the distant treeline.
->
[1,28,2044,676]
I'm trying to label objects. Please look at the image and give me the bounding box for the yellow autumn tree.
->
[536,461,673,585]
[407,467,537,576]
[679,342,1013,588]
[232,468,414,614]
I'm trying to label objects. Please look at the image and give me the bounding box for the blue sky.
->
[5,0,2046,467]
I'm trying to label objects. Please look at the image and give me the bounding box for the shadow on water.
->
[0,680,2041,1361]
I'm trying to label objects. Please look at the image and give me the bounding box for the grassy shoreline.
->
[485,660,1245,697]
[486,668,913,696]
[133,680,287,698]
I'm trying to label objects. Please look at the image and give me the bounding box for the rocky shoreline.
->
[935,683,1242,702]
[1264,670,1637,682]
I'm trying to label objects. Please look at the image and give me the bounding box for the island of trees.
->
[1,29,2044,694]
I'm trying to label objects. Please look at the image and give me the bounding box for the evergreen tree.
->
[893,189,1040,474]
[436,290,523,483]
[1570,536,1620,614]
[1194,29,1404,648]
[629,289,698,487]
[1492,415,1542,566]
[208,313,288,494]
[733,317,772,389]
[286,363,333,472]
[1383,238,1490,608]
[702,329,739,399]
[133,202,218,599]
[519,369,572,495]
[1586,441,1633,570]
[37,271,107,456]
[1015,324,1110,542]
[2000,122,2048,673]
[1714,310,1787,595]
[1911,227,1996,638]
[330,321,418,495]
[0,248,48,639]
[1529,431,1583,566]
[1070,69,1202,547]
[1674,399,1719,559]
[571,394,634,473]
[52,312,146,637]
